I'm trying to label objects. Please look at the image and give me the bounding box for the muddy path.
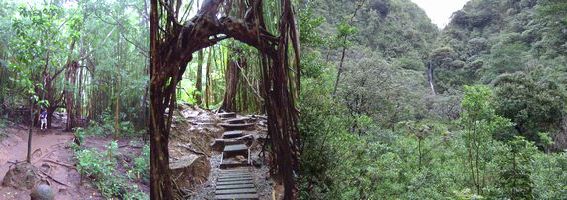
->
[0,126,101,200]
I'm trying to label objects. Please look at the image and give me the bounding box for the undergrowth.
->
[80,111,144,137]
[73,141,149,199]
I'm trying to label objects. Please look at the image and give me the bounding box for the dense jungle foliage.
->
[0,0,149,198]
[298,0,567,199]
[0,0,148,132]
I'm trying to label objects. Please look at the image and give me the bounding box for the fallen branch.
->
[38,170,70,187]
[41,159,76,169]
[119,144,144,149]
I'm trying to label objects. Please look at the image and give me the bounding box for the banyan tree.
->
[149,0,301,199]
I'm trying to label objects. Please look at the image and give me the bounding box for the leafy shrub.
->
[75,141,148,199]
[75,148,115,181]
[128,144,149,182]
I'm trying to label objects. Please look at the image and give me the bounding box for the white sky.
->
[411,0,471,28]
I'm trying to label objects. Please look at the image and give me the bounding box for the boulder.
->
[169,154,211,188]
[30,184,54,200]
[2,162,39,190]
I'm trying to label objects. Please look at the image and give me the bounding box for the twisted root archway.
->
[149,0,301,199]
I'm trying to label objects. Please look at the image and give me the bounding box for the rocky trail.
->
[169,105,280,200]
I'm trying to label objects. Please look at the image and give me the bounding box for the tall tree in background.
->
[150,0,301,199]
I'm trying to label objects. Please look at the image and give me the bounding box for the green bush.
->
[76,148,114,180]
[128,144,149,182]
[75,141,148,199]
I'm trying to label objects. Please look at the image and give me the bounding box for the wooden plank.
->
[215,193,259,200]
[222,131,244,139]
[220,171,250,175]
[217,180,254,185]
[219,172,252,177]
[215,184,255,190]
[219,175,253,179]
[219,123,254,130]
[220,168,250,174]
[215,188,257,195]
[220,170,250,175]
[223,144,248,152]
[217,112,237,118]
[219,174,251,178]
[220,169,249,172]
[218,177,253,182]
[224,117,251,124]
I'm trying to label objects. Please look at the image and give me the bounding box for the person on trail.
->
[40,108,48,130]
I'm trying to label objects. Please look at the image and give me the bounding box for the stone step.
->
[214,193,259,200]
[215,188,257,195]
[219,123,254,130]
[222,131,244,139]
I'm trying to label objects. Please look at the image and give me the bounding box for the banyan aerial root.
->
[150,0,301,199]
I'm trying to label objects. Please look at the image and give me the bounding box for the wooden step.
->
[222,131,244,139]
[218,175,252,181]
[215,188,257,195]
[219,174,252,179]
[220,161,250,169]
[219,169,249,173]
[223,144,248,152]
[219,123,254,130]
[217,177,252,182]
[215,184,255,190]
[218,171,251,175]
[219,173,251,177]
[217,112,237,119]
[215,193,259,200]
[219,172,252,177]
[217,180,254,185]
[219,171,252,176]
[224,117,251,124]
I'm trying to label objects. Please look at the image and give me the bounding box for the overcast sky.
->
[411,0,471,28]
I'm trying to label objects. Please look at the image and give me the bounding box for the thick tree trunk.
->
[65,61,78,132]
[64,38,77,132]
[149,0,173,198]
[195,51,204,105]
[220,57,242,112]
[76,66,84,118]
[205,48,213,109]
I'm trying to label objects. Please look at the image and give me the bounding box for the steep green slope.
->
[314,0,439,63]
[431,0,567,149]
[432,0,567,92]
[310,0,439,128]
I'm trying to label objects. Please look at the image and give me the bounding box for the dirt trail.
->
[0,126,101,200]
